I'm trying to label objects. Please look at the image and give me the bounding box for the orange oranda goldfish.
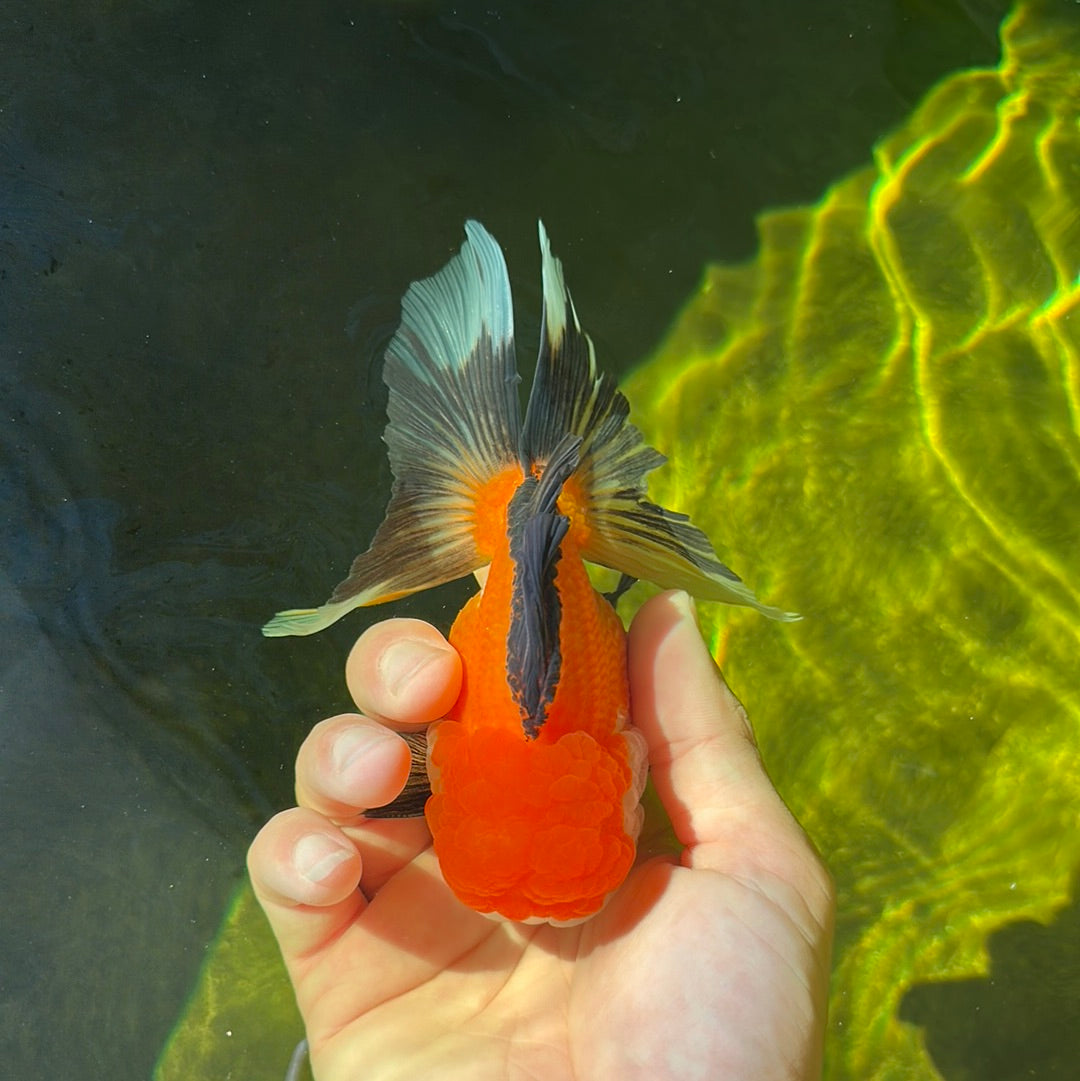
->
[264,221,797,923]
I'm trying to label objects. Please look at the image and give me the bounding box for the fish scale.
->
[429,499,640,922]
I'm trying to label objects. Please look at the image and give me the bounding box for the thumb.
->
[627,590,807,880]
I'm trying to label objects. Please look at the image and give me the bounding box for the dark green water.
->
[1,3,1019,1079]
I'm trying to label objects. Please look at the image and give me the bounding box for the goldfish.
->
[263,220,798,924]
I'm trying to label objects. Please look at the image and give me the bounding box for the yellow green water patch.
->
[154,884,306,1081]
[625,2,1080,1078]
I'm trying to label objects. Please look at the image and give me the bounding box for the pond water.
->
[7,2,1076,1080]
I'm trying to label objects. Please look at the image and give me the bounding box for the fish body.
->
[429,460,646,923]
[264,221,798,923]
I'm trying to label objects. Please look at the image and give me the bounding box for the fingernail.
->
[378,639,451,698]
[332,724,393,774]
[671,589,700,628]
[293,834,353,884]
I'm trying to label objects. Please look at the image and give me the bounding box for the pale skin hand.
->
[248,590,834,1081]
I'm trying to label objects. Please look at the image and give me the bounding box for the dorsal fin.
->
[263,221,521,636]
[506,434,582,738]
[522,222,799,621]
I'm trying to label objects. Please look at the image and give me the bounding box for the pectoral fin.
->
[264,221,522,637]
[583,498,801,620]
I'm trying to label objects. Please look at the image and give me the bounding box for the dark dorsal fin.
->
[506,434,582,738]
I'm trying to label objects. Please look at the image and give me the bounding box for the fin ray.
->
[265,219,798,639]
[263,221,522,637]
[522,221,799,622]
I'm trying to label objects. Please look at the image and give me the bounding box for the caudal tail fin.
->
[521,221,800,621]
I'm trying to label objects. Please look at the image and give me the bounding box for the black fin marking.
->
[506,434,582,738]
[264,221,522,636]
[520,221,800,622]
[265,219,798,638]
[602,572,638,608]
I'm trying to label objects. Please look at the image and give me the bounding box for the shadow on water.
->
[901,872,1080,1080]
[1,1,1013,1079]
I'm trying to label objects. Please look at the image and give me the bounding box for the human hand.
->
[248,590,834,1080]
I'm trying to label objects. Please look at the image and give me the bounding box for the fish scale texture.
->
[425,725,635,921]
[425,529,638,922]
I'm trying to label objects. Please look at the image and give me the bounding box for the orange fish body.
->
[427,467,646,923]
[264,221,797,923]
